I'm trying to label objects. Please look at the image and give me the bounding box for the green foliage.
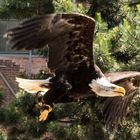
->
[0,0,54,19]
[88,0,126,28]
[0,130,4,140]
[54,0,87,14]
[94,20,119,72]
[93,4,140,72]
[47,121,87,140]
[110,6,140,71]
[0,0,86,19]
[47,98,103,140]
[0,91,47,139]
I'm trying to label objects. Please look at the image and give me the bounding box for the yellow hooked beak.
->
[113,86,126,96]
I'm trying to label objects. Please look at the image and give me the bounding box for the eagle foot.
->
[39,105,52,122]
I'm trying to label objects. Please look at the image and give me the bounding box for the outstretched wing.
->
[4,13,95,72]
[103,71,140,128]
[105,71,140,84]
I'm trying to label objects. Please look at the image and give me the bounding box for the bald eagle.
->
[4,13,126,122]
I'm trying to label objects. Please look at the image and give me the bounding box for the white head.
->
[89,77,125,97]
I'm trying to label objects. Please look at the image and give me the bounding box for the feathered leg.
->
[39,74,72,121]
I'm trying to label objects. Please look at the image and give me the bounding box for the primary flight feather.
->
[103,71,140,128]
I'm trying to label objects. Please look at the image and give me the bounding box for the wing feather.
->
[4,13,95,72]
[105,71,140,83]
[103,71,140,128]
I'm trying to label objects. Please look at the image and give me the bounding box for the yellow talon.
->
[39,107,52,122]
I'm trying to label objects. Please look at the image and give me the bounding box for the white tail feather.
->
[16,77,52,94]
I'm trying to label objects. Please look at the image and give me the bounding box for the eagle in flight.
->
[4,13,139,126]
